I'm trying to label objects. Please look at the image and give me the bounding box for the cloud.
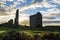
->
[17,0,26,2]
[0,0,59,15]
[7,0,13,2]
[0,0,60,26]
[19,13,29,22]
[41,0,56,8]
[20,20,29,26]
[18,0,43,11]
[43,16,55,19]
[18,0,59,13]
[0,0,26,2]
[52,0,60,4]
[43,16,55,21]
[0,0,60,15]
[0,14,15,23]
[0,8,6,12]
[0,13,29,25]
[0,0,27,15]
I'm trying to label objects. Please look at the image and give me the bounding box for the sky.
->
[0,0,60,26]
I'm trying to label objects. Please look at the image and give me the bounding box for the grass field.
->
[0,26,60,37]
[0,26,60,40]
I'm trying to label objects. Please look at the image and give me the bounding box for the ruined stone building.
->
[30,12,42,28]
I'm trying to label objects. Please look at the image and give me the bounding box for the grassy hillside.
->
[0,26,60,40]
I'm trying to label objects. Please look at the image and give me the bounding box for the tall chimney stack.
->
[14,9,19,26]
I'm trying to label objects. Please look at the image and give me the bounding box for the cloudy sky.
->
[0,0,60,26]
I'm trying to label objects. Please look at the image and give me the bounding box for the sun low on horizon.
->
[0,0,60,26]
